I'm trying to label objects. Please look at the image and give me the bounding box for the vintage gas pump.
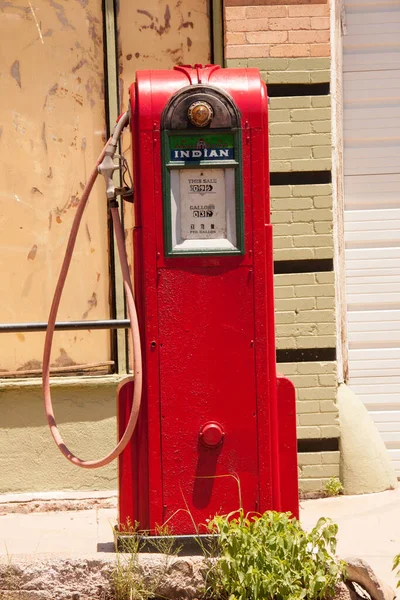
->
[42,65,298,537]
[118,64,298,533]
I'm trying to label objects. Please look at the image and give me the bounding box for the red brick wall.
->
[225,1,330,59]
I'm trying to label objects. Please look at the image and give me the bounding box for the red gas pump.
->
[42,65,298,537]
[118,65,298,533]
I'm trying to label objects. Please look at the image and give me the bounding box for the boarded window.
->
[0,0,112,376]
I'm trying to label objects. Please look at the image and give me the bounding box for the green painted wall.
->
[0,377,118,494]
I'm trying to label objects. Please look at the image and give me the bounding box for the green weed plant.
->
[323,478,344,498]
[392,553,400,589]
[112,519,181,600]
[205,510,345,600]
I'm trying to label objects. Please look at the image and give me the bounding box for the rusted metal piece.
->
[2,361,115,378]
[162,84,240,130]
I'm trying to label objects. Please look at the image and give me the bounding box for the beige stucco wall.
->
[0,377,118,494]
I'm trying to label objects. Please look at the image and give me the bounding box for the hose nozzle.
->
[98,111,130,200]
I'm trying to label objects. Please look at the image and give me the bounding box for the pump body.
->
[118,65,298,534]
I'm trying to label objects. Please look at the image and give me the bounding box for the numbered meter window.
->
[171,166,236,251]
[163,132,244,256]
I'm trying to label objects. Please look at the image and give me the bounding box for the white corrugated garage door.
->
[343,0,400,475]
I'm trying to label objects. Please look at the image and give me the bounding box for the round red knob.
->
[199,422,224,448]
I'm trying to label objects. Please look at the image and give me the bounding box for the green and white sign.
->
[170,134,235,162]
[162,129,243,256]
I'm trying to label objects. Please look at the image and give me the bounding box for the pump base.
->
[118,375,299,530]
[114,528,218,556]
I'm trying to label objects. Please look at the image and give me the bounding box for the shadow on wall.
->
[0,378,118,494]
[0,378,117,428]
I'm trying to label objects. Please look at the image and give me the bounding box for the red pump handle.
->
[42,123,143,469]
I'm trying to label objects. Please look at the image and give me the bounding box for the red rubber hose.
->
[42,138,142,468]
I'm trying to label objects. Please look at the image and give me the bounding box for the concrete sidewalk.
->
[0,488,399,589]
[300,487,400,589]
